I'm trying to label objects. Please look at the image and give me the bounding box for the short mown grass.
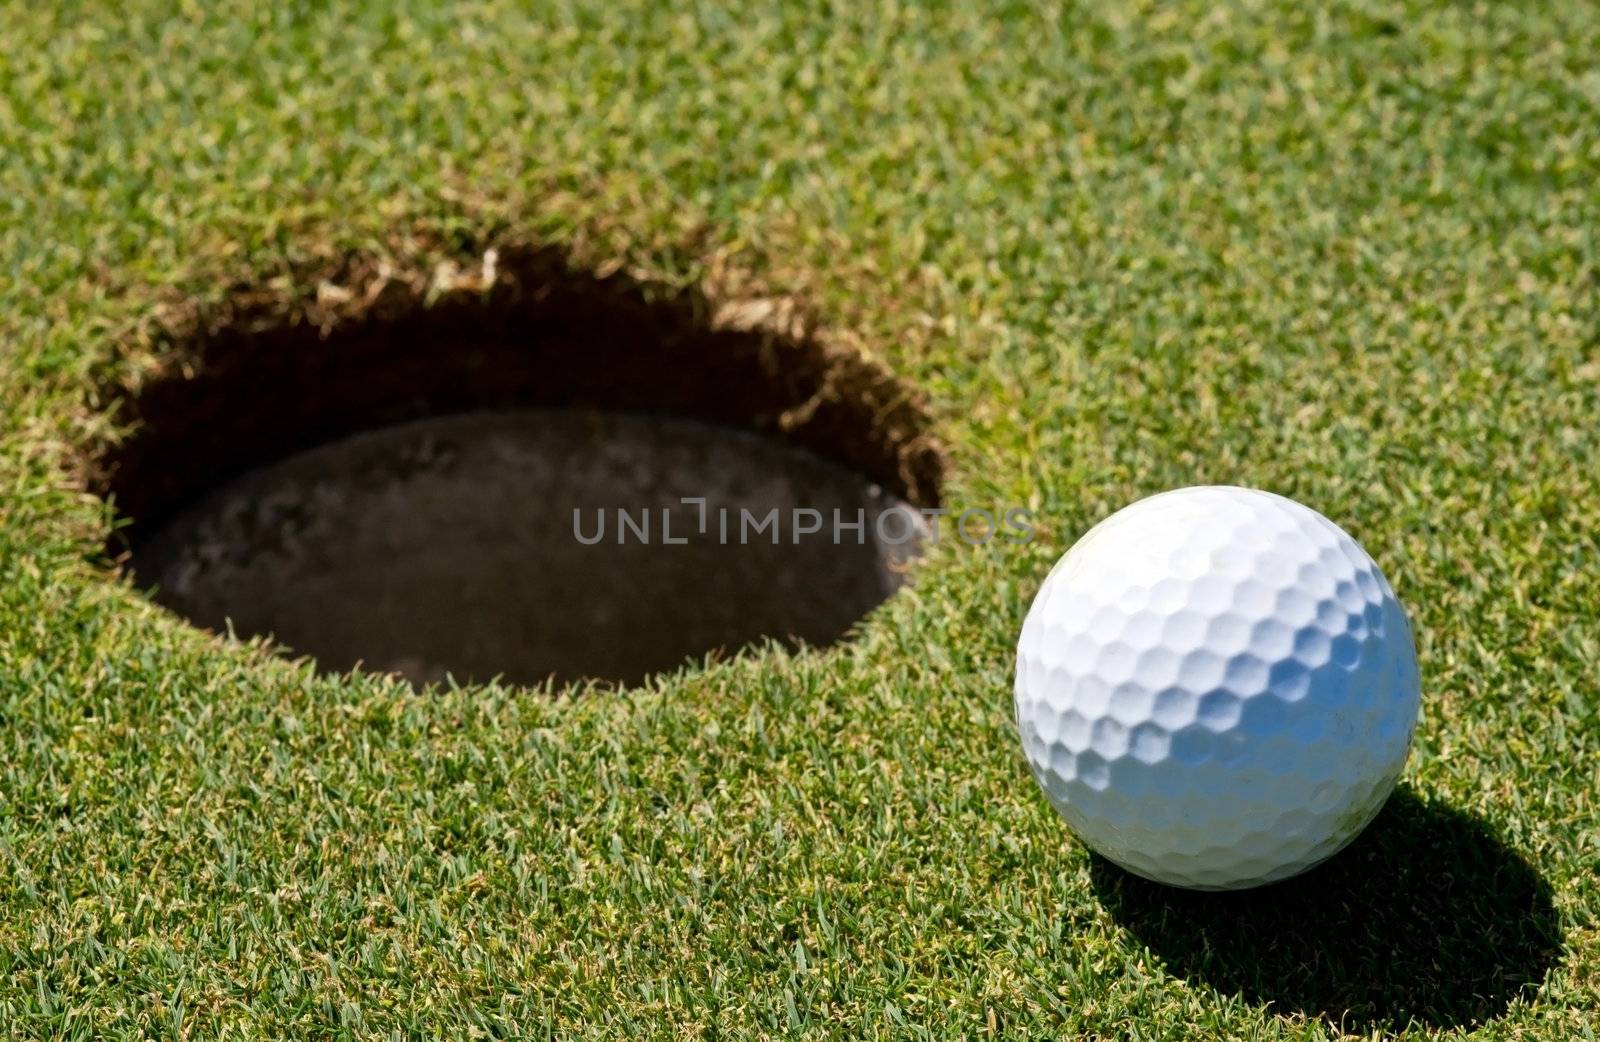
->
[2,2,1598,1038]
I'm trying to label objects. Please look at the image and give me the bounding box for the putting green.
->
[2,3,1597,1038]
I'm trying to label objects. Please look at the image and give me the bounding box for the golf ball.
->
[1014,486,1420,890]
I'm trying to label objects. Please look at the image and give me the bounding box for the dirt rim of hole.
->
[87,238,946,546]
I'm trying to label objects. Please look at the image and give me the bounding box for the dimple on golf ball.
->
[1014,486,1421,890]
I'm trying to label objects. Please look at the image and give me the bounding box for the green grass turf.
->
[3,1,1599,1037]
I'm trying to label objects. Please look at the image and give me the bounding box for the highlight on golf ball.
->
[1014,485,1421,890]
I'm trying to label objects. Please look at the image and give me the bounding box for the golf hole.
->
[92,242,944,688]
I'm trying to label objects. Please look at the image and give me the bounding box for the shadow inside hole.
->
[94,242,944,533]
[1089,788,1562,1032]
[128,410,926,688]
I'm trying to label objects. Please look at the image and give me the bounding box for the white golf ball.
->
[1014,486,1421,890]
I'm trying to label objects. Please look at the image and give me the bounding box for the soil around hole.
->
[89,239,946,686]
[93,242,943,542]
[130,410,926,687]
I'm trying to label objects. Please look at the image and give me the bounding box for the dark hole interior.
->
[130,410,924,686]
[94,243,943,687]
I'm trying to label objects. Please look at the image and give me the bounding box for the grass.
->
[2,0,1599,1037]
